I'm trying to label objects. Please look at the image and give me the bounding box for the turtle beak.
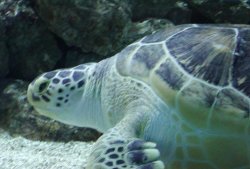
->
[27,83,34,104]
[27,83,55,117]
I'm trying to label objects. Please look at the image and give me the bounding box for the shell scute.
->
[214,88,249,119]
[156,58,187,90]
[116,44,139,77]
[141,25,191,43]
[129,44,165,79]
[133,45,164,69]
[232,28,250,97]
[116,43,165,81]
[207,88,250,134]
[176,80,218,129]
[166,26,237,86]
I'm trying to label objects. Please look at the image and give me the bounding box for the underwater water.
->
[0,0,250,169]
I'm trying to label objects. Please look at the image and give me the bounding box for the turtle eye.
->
[38,81,50,94]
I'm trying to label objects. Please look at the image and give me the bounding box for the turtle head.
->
[27,63,100,127]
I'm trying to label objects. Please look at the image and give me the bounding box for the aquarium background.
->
[0,0,250,168]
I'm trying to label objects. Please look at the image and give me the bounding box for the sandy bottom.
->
[0,129,94,169]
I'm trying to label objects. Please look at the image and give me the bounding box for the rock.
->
[33,0,131,56]
[0,0,62,80]
[187,0,250,24]
[129,0,191,24]
[65,48,104,68]
[0,20,9,78]
[0,80,101,142]
[0,0,34,20]
[126,18,174,44]
[0,129,94,169]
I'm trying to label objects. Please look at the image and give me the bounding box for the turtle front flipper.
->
[86,114,165,169]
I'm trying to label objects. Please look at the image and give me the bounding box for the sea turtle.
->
[27,24,250,169]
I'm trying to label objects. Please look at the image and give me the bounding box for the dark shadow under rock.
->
[6,15,62,81]
[65,48,104,68]
[0,20,9,78]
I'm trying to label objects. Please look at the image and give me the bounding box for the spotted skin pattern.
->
[27,25,250,169]
[29,64,87,112]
